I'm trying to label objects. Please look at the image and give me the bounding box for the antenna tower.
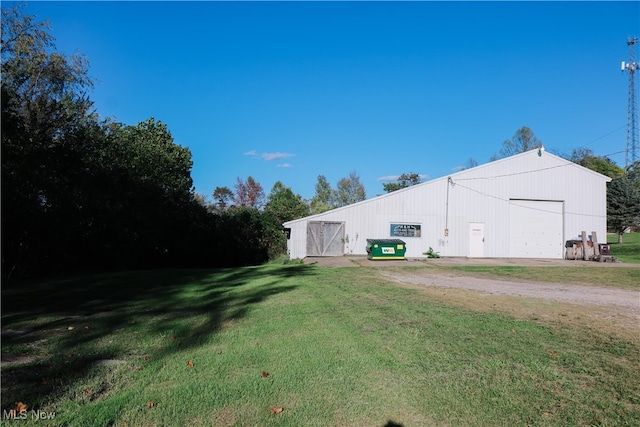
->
[622,37,639,168]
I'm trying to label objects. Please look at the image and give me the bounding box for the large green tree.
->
[569,148,624,179]
[264,181,309,224]
[310,175,336,214]
[103,118,196,265]
[1,6,308,274]
[382,172,422,193]
[1,5,100,276]
[567,149,633,244]
[212,186,234,212]
[1,6,205,276]
[335,171,366,207]
[626,161,640,191]
[607,176,640,243]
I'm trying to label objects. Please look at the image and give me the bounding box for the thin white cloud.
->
[277,163,293,168]
[244,150,295,162]
[377,174,430,182]
[377,175,400,182]
[262,152,295,161]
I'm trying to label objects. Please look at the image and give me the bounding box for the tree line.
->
[0,8,272,278]
[0,6,374,279]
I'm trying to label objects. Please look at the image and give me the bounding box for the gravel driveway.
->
[379,271,640,311]
[305,255,640,312]
[304,256,640,340]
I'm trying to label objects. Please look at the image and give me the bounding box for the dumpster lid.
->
[366,239,406,245]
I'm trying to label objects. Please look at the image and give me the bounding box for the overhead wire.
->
[577,124,626,148]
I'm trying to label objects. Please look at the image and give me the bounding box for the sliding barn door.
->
[306,222,345,256]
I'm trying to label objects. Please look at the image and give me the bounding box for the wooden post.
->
[581,231,589,261]
[592,231,600,257]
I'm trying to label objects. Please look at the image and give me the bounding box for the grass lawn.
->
[607,232,640,263]
[2,263,639,426]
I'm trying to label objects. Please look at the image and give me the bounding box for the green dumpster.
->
[366,239,406,260]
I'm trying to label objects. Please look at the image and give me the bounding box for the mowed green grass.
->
[2,264,639,426]
[608,232,640,264]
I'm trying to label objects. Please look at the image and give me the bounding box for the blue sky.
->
[14,1,640,200]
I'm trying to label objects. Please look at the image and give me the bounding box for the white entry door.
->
[468,223,485,257]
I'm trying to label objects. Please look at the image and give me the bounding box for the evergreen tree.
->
[607,176,640,243]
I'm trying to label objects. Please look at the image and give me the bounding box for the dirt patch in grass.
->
[201,407,235,427]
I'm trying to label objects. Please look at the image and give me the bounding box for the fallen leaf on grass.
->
[548,352,559,359]
[187,360,194,367]
[261,371,270,378]
[169,335,176,341]
[8,402,27,418]
[142,355,149,361]
[270,407,283,414]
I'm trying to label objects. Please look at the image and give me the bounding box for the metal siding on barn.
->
[509,200,564,258]
[284,149,611,260]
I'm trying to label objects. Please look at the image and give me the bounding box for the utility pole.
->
[622,37,639,169]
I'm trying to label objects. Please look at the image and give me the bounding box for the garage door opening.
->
[509,200,563,258]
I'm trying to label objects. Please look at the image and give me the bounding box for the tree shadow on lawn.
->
[1,264,313,411]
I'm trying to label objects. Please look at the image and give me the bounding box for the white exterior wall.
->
[284,149,611,259]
